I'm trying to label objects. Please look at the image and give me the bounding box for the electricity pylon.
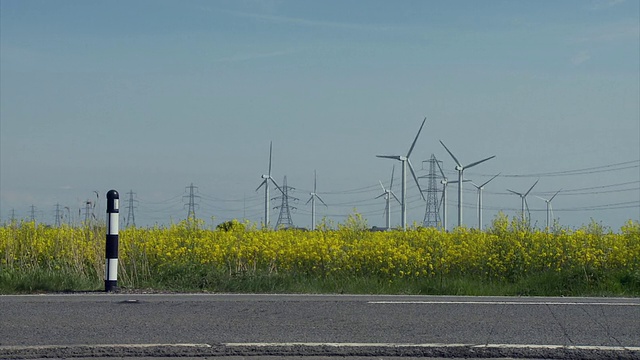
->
[274,176,298,229]
[421,154,441,228]
[183,183,200,222]
[125,190,138,227]
[54,203,62,227]
[29,205,37,223]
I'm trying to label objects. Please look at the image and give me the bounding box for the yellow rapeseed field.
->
[1,217,639,293]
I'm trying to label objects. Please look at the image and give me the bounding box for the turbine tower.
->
[420,154,441,228]
[507,179,539,224]
[376,117,427,230]
[439,140,495,228]
[469,173,500,231]
[436,160,449,231]
[436,159,468,232]
[536,189,561,231]
[306,170,327,230]
[274,176,297,229]
[256,141,284,228]
[376,165,400,230]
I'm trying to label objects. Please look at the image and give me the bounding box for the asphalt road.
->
[0,294,638,359]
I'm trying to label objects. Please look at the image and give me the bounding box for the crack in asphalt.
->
[545,303,575,346]
[580,303,625,348]
[482,300,505,346]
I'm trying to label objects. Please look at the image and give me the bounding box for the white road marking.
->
[0,343,212,350]
[223,342,640,351]
[368,300,640,306]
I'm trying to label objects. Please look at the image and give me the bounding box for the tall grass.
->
[1,215,638,296]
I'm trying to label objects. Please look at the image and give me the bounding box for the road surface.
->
[0,294,638,359]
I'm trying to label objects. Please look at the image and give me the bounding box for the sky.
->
[1,0,639,231]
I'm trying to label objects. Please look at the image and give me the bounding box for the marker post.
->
[105,190,119,292]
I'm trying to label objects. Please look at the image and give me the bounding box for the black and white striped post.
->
[105,190,119,292]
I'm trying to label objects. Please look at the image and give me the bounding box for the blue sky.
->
[1,0,639,230]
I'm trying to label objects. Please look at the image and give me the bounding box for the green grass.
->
[0,269,102,294]
[3,267,637,296]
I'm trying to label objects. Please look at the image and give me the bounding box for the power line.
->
[466,159,639,178]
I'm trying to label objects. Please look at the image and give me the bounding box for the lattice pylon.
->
[422,154,441,228]
[274,176,298,229]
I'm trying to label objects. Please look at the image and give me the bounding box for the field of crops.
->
[1,214,639,295]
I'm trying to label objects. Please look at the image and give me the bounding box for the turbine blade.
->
[375,193,386,199]
[305,196,313,205]
[435,159,446,179]
[480,173,500,188]
[407,117,427,157]
[316,194,328,207]
[507,189,523,196]
[270,178,284,195]
[268,141,273,176]
[377,155,402,160]
[535,195,548,202]
[255,179,267,192]
[407,159,426,201]
[313,170,317,192]
[439,140,461,167]
[465,155,496,169]
[379,180,386,192]
[389,165,395,190]
[524,179,539,197]
[390,191,401,205]
[549,189,562,202]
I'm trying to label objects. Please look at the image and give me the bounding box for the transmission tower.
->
[422,154,441,228]
[54,203,62,227]
[273,176,298,229]
[29,205,37,223]
[125,190,138,227]
[183,183,200,221]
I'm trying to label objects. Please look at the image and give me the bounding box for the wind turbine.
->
[536,189,561,231]
[377,117,427,230]
[470,173,500,231]
[434,160,468,231]
[256,141,284,228]
[376,165,401,230]
[439,140,495,228]
[306,170,327,230]
[507,179,539,224]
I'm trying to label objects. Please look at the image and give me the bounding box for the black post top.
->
[107,190,119,212]
[107,190,119,200]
